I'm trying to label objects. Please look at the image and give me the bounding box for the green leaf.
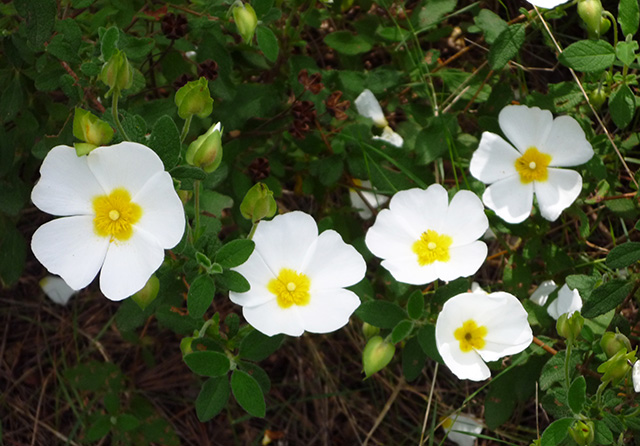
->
[0,224,26,287]
[116,414,140,432]
[148,115,181,169]
[101,26,120,61]
[566,274,597,301]
[217,269,251,293]
[414,114,458,165]
[256,26,279,63]
[0,77,24,122]
[414,0,457,30]
[619,0,640,36]
[14,0,57,49]
[559,40,616,72]
[407,290,424,319]
[594,419,614,444]
[324,31,372,55]
[474,9,507,45]
[171,165,207,181]
[485,378,518,429]
[187,275,216,320]
[253,0,273,17]
[402,337,427,382]
[355,301,406,329]
[582,280,633,318]
[488,24,526,70]
[184,351,230,377]
[376,26,412,42]
[239,330,284,362]
[85,415,111,441]
[606,241,640,268]
[540,418,573,446]
[196,376,230,422]
[615,40,639,66]
[391,320,414,344]
[568,376,586,414]
[215,239,255,269]
[231,370,266,417]
[416,324,444,363]
[608,84,636,129]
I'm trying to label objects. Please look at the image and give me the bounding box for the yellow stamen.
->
[268,268,311,308]
[93,188,142,241]
[514,147,552,184]
[412,229,453,266]
[454,319,488,352]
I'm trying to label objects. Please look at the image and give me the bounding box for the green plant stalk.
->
[603,10,618,82]
[111,90,131,141]
[181,115,193,143]
[197,318,215,338]
[595,380,608,407]
[564,341,573,391]
[193,179,201,242]
[247,221,259,240]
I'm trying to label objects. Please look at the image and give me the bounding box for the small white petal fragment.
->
[366,185,488,285]
[525,0,571,9]
[435,292,533,381]
[442,414,483,446]
[530,280,558,306]
[547,284,582,320]
[40,275,77,306]
[632,361,640,393]
[230,211,366,337]
[349,180,388,219]
[354,89,388,127]
[373,126,404,148]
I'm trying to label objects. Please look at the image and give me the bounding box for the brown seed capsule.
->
[161,13,188,40]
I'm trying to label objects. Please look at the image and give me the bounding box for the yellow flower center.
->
[454,319,488,352]
[92,188,142,241]
[514,147,552,184]
[412,229,452,266]
[268,268,311,308]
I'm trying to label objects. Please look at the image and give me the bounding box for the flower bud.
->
[556,311,584,344]
[100,49,134,95]
[362,322,380,339]
[362,335,395,378]
[186,122,223,173]
[597,349,636,385]
[569,421,595,446]
[175,77,214,120]
[577,0,606,38]
[240,182,278,223]
[232,2,258,44]
[73,108,114,155]
[600,330,632,358]
[589,87,607,110]
[131,275,160,310]
[180,337,194,356]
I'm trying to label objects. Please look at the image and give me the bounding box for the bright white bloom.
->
[470,105,593,223]
[354,89,403,148]
[230,211,366,336]
[435,292,533,381]
[39,275,77,306]
[530,281,582,320]
[349,179,388,219]
[442,414,483,446]
[633,361,640,393]
[526,0,570,8]
[365,185,488,285]
[470,282,487,294]
[31,143,185,301]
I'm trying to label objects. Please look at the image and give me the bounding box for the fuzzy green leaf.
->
[582,280,633,318]
[608,84,636,129]
[14,0,57,49]
[355,301,406,329]
[217,270,250,293]
[619,0,640,36]
[407,290,425,319]
[256,26,279,63]
[187,275,216,320]
[391,320,413,344]
[540,418,573,446]
[196,376,230,422]
[149,115,181,169]
[231,370,266,417]
[488,24,525,70]
[184,351,230,377]
[215,239,255,269]
[559,40,616,72]
[239,330,284,362]
[606,241,640,268]
[568,376,586,414]
[324,31,372,55]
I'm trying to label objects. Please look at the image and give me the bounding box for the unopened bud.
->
[131,275,160,310]
[186,122,223,172]
[589,87,607,110]
[100,49,134,95]
[577,0,606,38]
[569,421,595,446]
[175,77,213,120]
[363,336,395,378]
[556,311,584,344]
[597,349,636,385]
[73,108,114,155]
[600,330,632,358]
[240,182,277,223]
[232,2,258,44]
[362,322,380,339]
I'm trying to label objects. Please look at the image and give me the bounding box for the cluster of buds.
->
[325,91,350,121]
[161,13,188,40]
[597,329,637,387]
[240,182,277,223]
[175,77,213,119]
[289,100,316,139]
[298,69,324,94]
[72,108,114,156]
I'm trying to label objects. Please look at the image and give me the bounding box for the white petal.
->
[39,275,77,306]
[132,171,185,248]
[437,339,491,381]
[297,288,361,333]
[242,299,305,336]
[381,256,440,285]
[388,186,449,236]
[252,211,318,273]
[541,116,594,167]
[482,176,533,224]
[526,0,571,8]
[530,280,557,306]
[354,89,387,127]
[87,142,165,197]
[365,209,416,261]
[350,180,388,219]
[470,282,488,294]
[446,415,483,446]
[444,190,488,246]
[547,284,582,320]
[632,361,640,393]
[469,132,520,183]
[230,250,278,308]
[31,145,105,216]
[99,229,165,301]
[534,168,582,222]
[373,126,403,147]
[304,230,366,290]
[437,242,487,281]
[31,216,109,290]
[499,105,553,154]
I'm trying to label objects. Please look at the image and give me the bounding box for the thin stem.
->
[181,115,193,143]
[595,381,608,407]
[197,318,215,337]
[193,180,201,241]
[247,221,260,240]
[564,342,573,391]
[111,91,131,141]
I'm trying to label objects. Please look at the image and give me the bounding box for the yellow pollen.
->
[515,147,552,184]
[92,188,142,241]
[268,268,311,308]
[412,229,452,266]
[454,319,488,352]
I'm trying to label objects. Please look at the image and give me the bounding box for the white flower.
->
[365,185,488,285]
[354,89,403,148]
[230,211,366,336]
[349,179,388,219]
[529,280,558,306]
[526,0,571,8]
[39,275,77,306]
[435,292,533,381]
[633,361,640,393]
[442,414,483,446]
[31,143,185,301]
[469,105,593,223]
[530,281,582,320]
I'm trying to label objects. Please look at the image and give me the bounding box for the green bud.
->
[577,0,605,38]
[232,2,258,44]
[600,330,632,358]
[362,322,380,339]
[597,348,636,385]
[569,421,595,446]
[362,335,395,378]
[180,337,194,356]
[100,49,134,96]
[73,108,114,155]
[186,122,223,173]
[589,86,607,110]
[556,311,584,344]
[240,182,278,223]
[131,275,160,310]
[175,77,214,120]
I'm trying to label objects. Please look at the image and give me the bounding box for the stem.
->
[603,10,618,82]
[197,318,215,337]
[595,381,608,407]
[193,180,201,241]
[247,221,259,239]
[564,341,573,391]
[181,115,193,143]
[111,91,131,141]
